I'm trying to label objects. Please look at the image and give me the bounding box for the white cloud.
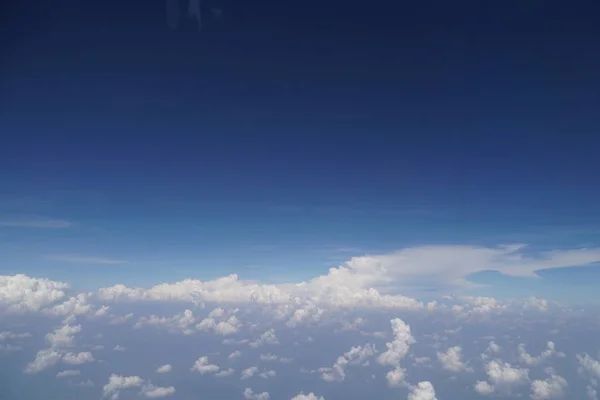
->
[322,343,377,382]
[577,353,600,380]
[291,393,324,400]
[437,346,472,372]
[475,360,530,396]
[241,367,258,380]
[190,356,220,375]
[45,324,81,348]
[530,369,568,400]
[141,384,176,398]
[215,368,235,377]
[243,388,270,400]
[156,364,172,373]
[386,367,407,387]
[0,275,68,313]
[377,318,415,367]
[518,341,564,365]
[196,314,243,335]
[408,381,438,400]
[102,374,144,400]
[44,293,93,318]
[249,329,279,348]
[24,348,62,374]
[62,351,94,365]
[56,369,81,378]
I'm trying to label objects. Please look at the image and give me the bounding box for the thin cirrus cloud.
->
[45,255,130,265]
[0,217,72,229]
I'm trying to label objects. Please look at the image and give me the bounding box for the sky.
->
[2,2,600,399]
[2,0,600,295]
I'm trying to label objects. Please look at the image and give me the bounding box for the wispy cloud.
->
[0,217,72,229]
[45,255,130,265]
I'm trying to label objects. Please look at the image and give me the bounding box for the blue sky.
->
[1,0,600,301]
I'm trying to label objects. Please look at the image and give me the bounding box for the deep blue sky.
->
[1,0,600,297]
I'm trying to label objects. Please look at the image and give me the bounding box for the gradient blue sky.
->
[1,0,599,300]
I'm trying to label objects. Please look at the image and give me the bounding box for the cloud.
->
[56,369,81,378]
[518,341,565,366]
[0,217,71,228]
[321,343,376,382]
[243,388,270,400]
[156,364,172,373]
[475,360,530,396]
[437,346,473,372]
[291,393,324,400]
[141,384,176,398]
[408,381,438,400]
[45,255,130,265]
[102,374,144,400]
[377,318,415,367]
[190,356,220,375]
[0,275,69,313]
[530,368,568,400]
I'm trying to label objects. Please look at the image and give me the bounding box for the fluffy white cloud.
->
[196,314,243,335]
[437,346,472,372]
[24,348,62,374]
[102,374,144,400]
[530,369,568,400]
[577,353,600,380]
[62,351,94,365]
[0,275,68,313]
[408,381,438,400]
[475,360,530,396]
[377,318,415,367]
[191,356,221,375]
[386,367,407,387]
[322,343,376,382]
[243,388,270,400]
[249,329,279,348]
[518,341,564,365]
[45,324,81,348]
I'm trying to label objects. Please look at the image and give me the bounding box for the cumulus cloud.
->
[518,341,565,365]
[377,318,415,367]
[243,388,270,400]
[322,343,376,382]
[530,368,568,400]
[102,374,144,400]
[437,346,472,372]
[3,242,600,400]
[190,356,221,375]
[0,275,68,313]
[475,360,530,396]
[408,381,438,400]
[249,329,279,348]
